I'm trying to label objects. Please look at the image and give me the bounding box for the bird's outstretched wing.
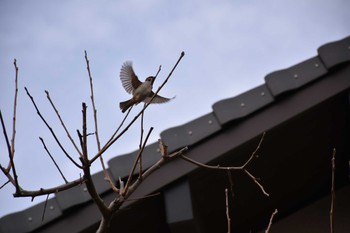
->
[120,61,142,94]
[144,92,175,104]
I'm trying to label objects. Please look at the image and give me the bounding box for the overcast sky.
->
[0,0,349,218]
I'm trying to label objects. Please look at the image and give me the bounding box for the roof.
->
[1,35,350,233]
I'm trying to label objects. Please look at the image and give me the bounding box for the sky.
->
[0,0,349,218]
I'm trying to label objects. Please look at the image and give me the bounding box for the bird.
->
[119,61,173,113]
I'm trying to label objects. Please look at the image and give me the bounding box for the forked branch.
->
[179,132,269,196]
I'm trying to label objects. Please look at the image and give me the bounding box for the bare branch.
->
[90,51,185,164]
[0,110,20,193]
[24,87,83,169]
[0,59,21,193]
[225,188,231,233]
[84,51,119,193]
[41,194,50,221]
[109,146,189,212]
[81,103,88,161]
[243,169,269,197]
[138,104,146,179]
[242,131,265,168]
[0,165,19,190]
[13,178,85,198]
[139,104,145,150]
[80,102,110,218]
[8,59,19,171]
[179,132,270,197]
[124,192,160,202]
[0,111,13,173]
[0,180,10,190]
[84,51,101,151]
[330,148,336,233]
[227,169,234,200]
[125,147,188,198]
[105,106,132,147]
[154,65,162,78]
[123,127,154,195]
[39,137,68,184]
[265,209,278,233]
[45,90,82,156]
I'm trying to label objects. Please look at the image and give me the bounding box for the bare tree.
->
[1,52,187,232]
[1,52,271,232]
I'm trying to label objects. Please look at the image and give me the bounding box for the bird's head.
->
[145,76,156,85]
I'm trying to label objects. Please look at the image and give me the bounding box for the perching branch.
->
[90,51,185,164]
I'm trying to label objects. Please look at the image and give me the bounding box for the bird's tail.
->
[119,99,134,113]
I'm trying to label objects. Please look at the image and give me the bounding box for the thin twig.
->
[154,65,162,79]
[105,106,132,147]
[139,105,145,150]
[45,90,82,156]
[39,137,68,183]
[0,180,10,189]
[105,146,189,231]
[225,188,231,233]
[84,51,101,151]
[227,169,234,200]
[24,87,83,169]
[90,51,185,164]
[330,148,336,233]
[242,132,265,168]
[138,105,146,179]
[112,146,189,207]
[84,51,119,192]
[123,127,154,195]
[0,165,18,189]
[8,59,19,171]
[41,194,50,221]
[0,111,13,170]
[0,110,20,193]
[179,133,270,197]
[265,209,278,233]
[244,169,269,197]
[124,192,160,202]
